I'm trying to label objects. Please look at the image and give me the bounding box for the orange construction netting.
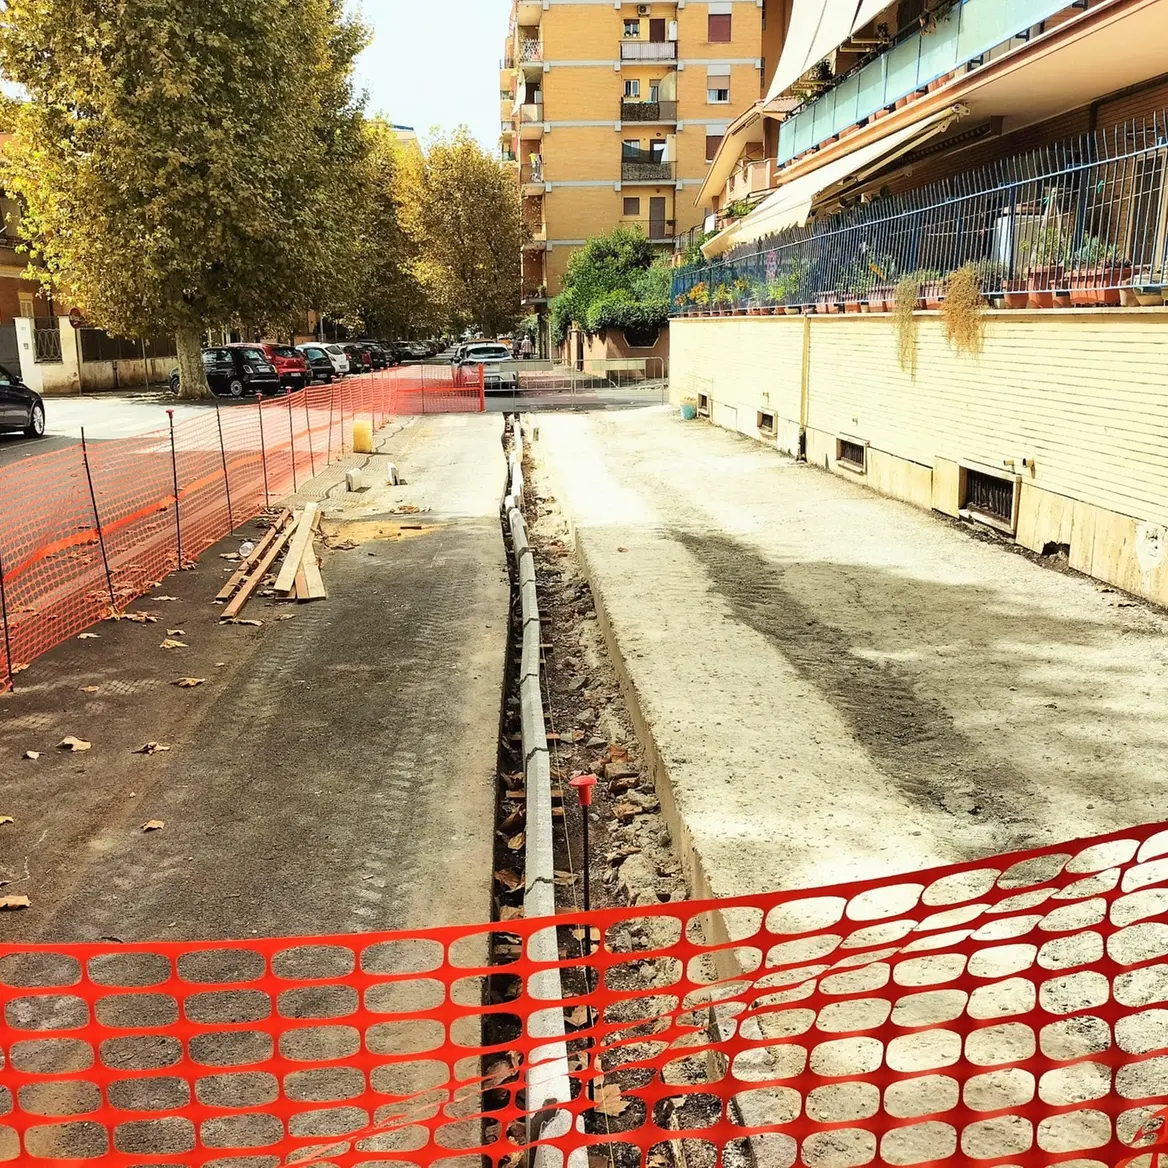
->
[1,822,1166,1166]
[0,367,484,690]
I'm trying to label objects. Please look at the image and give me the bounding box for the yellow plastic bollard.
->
[353,420,373,454]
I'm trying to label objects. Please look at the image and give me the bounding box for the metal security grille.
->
[964,467,1015,523]
[79,330,178,363]
[838,438,866,469]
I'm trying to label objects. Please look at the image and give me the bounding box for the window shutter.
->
[705,134,724,161]
[708,13,732,42]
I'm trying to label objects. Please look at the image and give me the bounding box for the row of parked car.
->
[167,339,443,397]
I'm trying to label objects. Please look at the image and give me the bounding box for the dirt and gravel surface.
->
[535,405,1168,903]
[0,414,508,943]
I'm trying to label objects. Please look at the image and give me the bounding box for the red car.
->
[256,343,310,391]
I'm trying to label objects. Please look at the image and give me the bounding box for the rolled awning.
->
[765,0,896,106]
[702,106,960,258]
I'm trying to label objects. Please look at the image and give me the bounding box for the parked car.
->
[258,343,309,391]
[458,342,519,393]
[342,343,372,374]
[359,342,387,371]
[317,343,350,377]
[297,344,336,383]
[168,346,280,397]
[0,363,45,437]
[373,341,400,367]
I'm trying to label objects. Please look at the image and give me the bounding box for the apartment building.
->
[499,0,775,322]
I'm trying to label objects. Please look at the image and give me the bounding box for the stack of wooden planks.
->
[218,504,328,620]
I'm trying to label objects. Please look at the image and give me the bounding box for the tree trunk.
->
[175,326,213,400]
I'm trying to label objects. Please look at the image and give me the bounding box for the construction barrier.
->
[0,822,1166,1166]
[0,366,483,691]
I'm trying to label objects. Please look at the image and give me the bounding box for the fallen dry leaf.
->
[506,831,525,851]
[81,685,99,694]
[565,1006,590,1028]
[571,926,602,943]
[77,632,99,640]
[0,816,13,825]
[113,611,158,624]
[155,596,180,602]
[23,751,40,761]
[58,736,91,752]
[617,547,629,553]
[0,895,30,911]
[159,639,187,650]
[276,614,295,621]
[172,678,206,689]
[226,618,263,627]
[593,1082,629,1117]
[12,663,28,674]
[494,868,523,892]
[554,870,577,886]
[166,629,185,637]
[141,820,165,832]
[132,742,171,756]
[498,905,524,922]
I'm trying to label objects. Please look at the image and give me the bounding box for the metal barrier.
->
[0,367,482,690]
[674,113,1168,313]
[0,820,1165,1166]
[512,358,668,408]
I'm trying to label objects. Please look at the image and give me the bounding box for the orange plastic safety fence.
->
[0,375,483,690]
[1,822,1166,1167]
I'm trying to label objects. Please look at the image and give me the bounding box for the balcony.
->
[620,100,678,123]
[518,39,543,66]
[521,159,545,190]
[622,160,675,183]
[521,285,549,306]
[627,218,676,243]
[620,40,677,62]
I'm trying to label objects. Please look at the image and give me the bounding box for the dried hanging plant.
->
[941,264,986,356]
[892,275,920,377]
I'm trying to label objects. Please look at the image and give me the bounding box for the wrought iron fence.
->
[78,329,178,363]
[33,318,61,364]
[672,114,1168,315]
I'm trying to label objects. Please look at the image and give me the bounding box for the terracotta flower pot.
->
[784,305,801,316]
[921,282,945,310]
[1026,265,1064,309]
[1001,279,1028,309]
[1135,285,1164,307]
[843,297,862,314]
[1067,262,1133,307]
[1119,284,1139,308]
[859,300,871,314]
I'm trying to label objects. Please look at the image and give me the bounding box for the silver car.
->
[458,343,519,393]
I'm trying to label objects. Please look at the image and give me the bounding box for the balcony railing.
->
[776,0,1078,165]
[620,40,676,61]
[521,159,544,185]
[626,218,677,242]
[620,100,678,123]
[518,39,542,64]
[622,160,675,182]
[519,103,544,125]
[672,115,1168,314]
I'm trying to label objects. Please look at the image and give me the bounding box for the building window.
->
[705,134,723,162]
[649,80,661,102]
[623,139,642,160]
[624,197,641,215]
[624,79,640,98]
[623,18,640,38]
[708,13,731,42]
[707,74,731,103]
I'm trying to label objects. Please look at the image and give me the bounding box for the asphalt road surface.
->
[0,413,509,943]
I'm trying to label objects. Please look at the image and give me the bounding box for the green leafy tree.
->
[398,128,524,339]
[0,0,369,398]
[550,226,670,345]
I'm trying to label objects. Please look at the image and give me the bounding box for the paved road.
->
[537,406,1168,901]
[0,413,509,942]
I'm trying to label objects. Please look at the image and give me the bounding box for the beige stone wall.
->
[670,309,1168,606]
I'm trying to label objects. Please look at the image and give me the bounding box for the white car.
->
[300,343,349,377]
[458,343,519,393]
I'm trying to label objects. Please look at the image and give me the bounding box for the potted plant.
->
[690,281,710,315]
[712,282,732,316]
[915,269,945,310]
[1067,235,1132,306]
[747,280,768,316]
[1021,223,1066,308]
[732,277,752,315]
[764,280,785,315]
[814,290,842,314]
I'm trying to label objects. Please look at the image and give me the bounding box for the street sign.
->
[68,307,84,329]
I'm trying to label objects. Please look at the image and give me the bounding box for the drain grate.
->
[964,467,1016,526]
[837,438,866,471]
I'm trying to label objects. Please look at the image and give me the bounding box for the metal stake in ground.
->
[166,408,183,569]
[569,773,597,953]
[214,399,235,533]
[256,392,270,509]
[79,427,118,611]
[303,392,316,477]
[286,389,298,493]
[0,541,15,693]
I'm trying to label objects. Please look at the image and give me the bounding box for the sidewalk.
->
[0,413,508,943]
[536,406,1168,901]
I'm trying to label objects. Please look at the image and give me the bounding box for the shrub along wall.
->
[671,308,1168,606]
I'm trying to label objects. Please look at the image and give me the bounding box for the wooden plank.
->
[220,523,296,620]
[293,566,308,600]
[215,510,292,602]
[274,503,319,594]
[302,538,327,601]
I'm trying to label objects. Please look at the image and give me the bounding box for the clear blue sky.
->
[353,0,512,148]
